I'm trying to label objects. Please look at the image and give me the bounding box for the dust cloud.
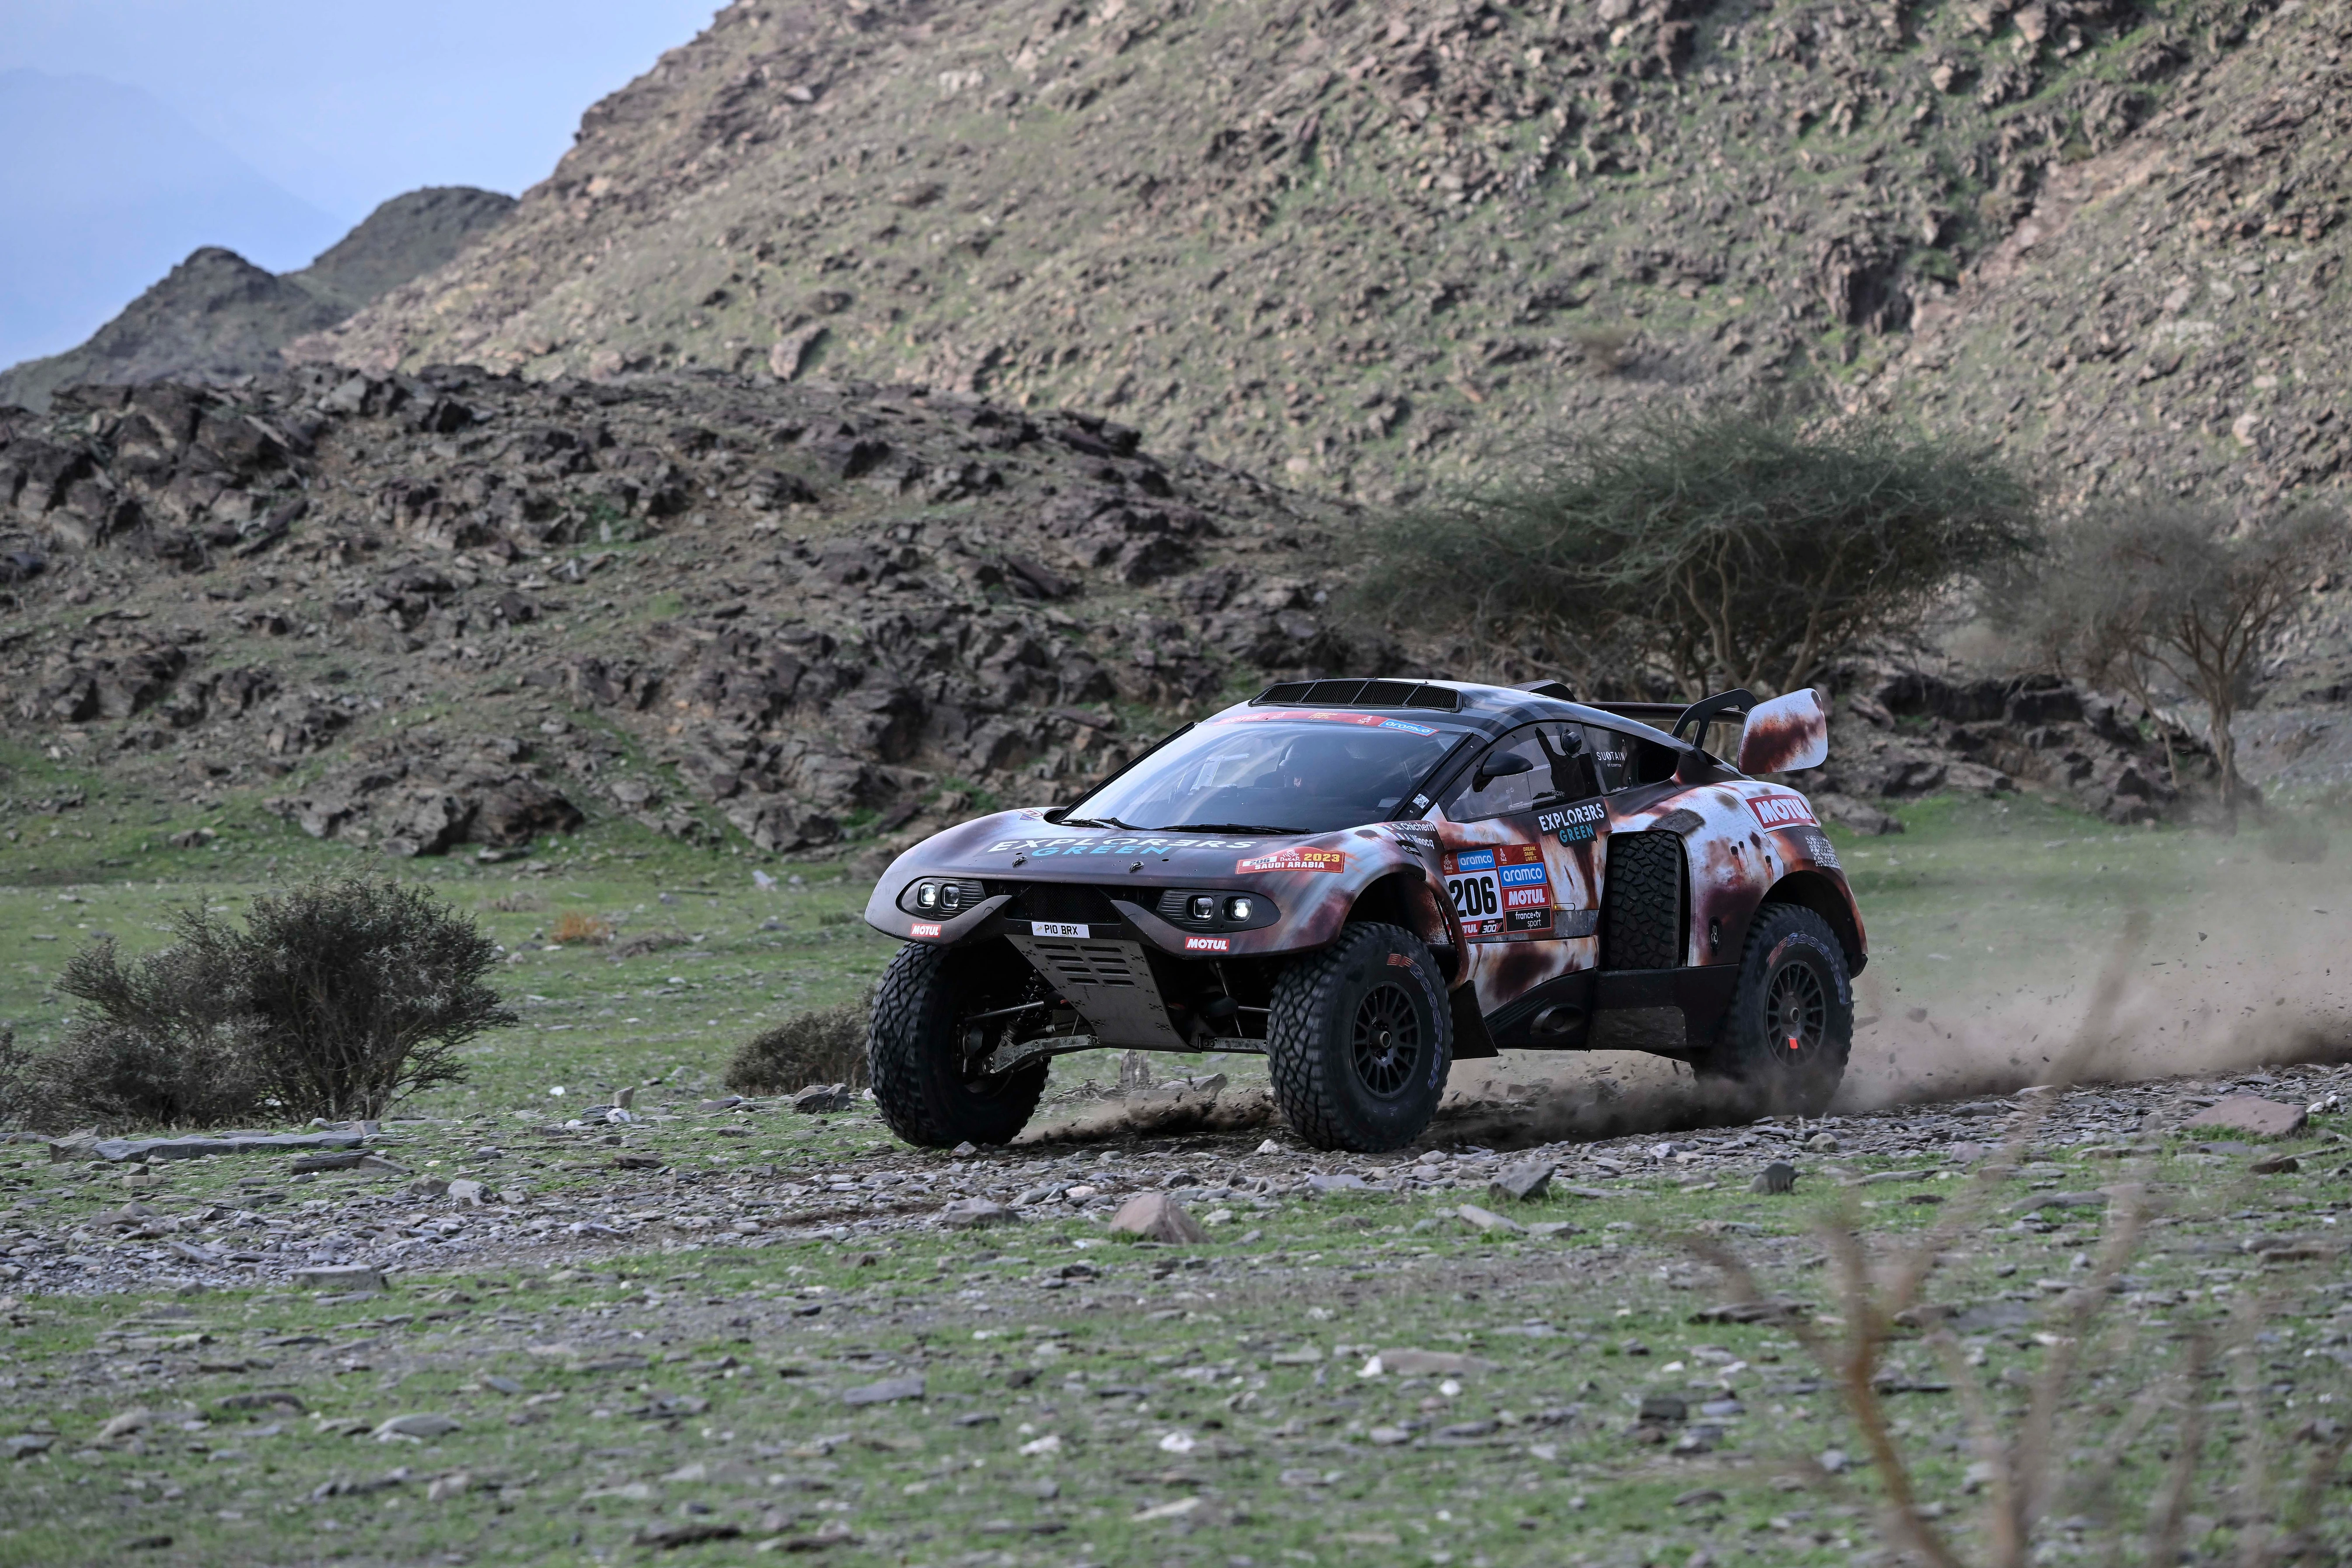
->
[1012,831,2352,1152]
[1840,836,2352,1111]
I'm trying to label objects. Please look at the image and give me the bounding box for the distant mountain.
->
[0,70,346,369]
[0,187,515,411]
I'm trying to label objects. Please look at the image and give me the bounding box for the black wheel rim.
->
[1765,956,1828,1068]
[1350,981,1423,1097]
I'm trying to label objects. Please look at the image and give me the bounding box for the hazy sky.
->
[0,0,723,221]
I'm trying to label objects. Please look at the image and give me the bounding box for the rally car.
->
[861,677,1864,1152]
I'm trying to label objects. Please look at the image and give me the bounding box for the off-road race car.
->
[861,678,1865,1152]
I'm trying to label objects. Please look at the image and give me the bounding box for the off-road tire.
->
[1603,831,1685,969]
[1698,901,1852,1117]
[1266,922,1452,1152]
[867,942,1049,1147]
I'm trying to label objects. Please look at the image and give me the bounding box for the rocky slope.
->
[1873,0,2348,512]
[0,367,1369,859]
[0,361,2208,861]
[0,189,514,413]
[298,0,2323,506]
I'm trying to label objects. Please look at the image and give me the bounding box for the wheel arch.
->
[1347,870,1458,978]
[1762,870,1867,974]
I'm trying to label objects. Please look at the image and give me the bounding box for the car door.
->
[1431,722,1609,1039]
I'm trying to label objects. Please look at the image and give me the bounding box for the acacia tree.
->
[2034,504,2342,817]
[1356,405,2037,696]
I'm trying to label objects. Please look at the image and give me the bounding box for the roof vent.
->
[1250,680,1462,712]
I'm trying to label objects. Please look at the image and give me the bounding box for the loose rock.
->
[1488,1160,1554,1202]
[1110,1191,1206,1243]
[2181,1095,2309,1139]
[841,1375,925,1407]
[792,1083,856,1113]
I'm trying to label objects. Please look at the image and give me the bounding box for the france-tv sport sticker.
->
[1235,847,1347,874]
[1746,792,1819,830]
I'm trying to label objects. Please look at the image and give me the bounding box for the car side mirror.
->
[1475,752,1535,788]
[1736,689,1830,775]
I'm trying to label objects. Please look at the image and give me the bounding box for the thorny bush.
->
[725,997,872,1095]
[0,877,512,1130]
[2014,502,2344,819]
[1357,405,2036,698]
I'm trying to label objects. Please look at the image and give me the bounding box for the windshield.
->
[1068,711,1466,834]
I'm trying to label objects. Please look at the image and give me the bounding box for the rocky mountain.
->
[1872,0,2348,515]
[0,189,515,413]
[0,69,345,370]
[298,0,2330,508]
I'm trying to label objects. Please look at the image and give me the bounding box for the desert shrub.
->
[0,877,513,1131]
[2014,502,2343,816]
[1356,404,2037,695]
[552,911,611,945]
[726,998,872,1094]
[7,939,268,1130]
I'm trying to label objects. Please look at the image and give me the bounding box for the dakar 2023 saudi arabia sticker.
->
[1235,847,1347,874]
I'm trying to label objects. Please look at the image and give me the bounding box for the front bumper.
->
[875,876,1306,959]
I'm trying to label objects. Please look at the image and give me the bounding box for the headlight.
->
[939,883,962,911]
[1226,897,1253,922]
[1188,895,1216,921]
[915,882,939,909]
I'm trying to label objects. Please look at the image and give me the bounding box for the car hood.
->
[883,808,1357,884]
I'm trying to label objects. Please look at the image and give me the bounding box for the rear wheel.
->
[1699,901,1852,1116]
[1266,922,1452,1152]
[868,942,1050,1148]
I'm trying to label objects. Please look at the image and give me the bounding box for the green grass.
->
[0,1118,2344,1567]
[1,762,2349,1563]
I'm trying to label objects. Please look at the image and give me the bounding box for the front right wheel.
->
[1266,922,1452,1152]
[868,941,1050,1148]
[1698,901,1853,1117]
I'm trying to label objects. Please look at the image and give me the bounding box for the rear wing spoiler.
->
[1588,688,1829,775]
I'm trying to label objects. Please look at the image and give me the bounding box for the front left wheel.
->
[868,941,1050,1148]
[1266,922,1452,1152]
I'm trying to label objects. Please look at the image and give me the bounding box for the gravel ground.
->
[2,1056,2349,1568]
[7,1059,2345,1301]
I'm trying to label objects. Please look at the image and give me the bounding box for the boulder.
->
[2181,1095,2308,1139]
[1488,1160,1554,1202]
[791,1083,856,1113]
[1109,1191,1206,1243]
[936,1198,1016,1229]
[841,1375,924,1407]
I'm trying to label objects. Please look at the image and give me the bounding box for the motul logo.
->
[910,922,942,938]
[1184,936,1231,953]
[1747,793,1818,829]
